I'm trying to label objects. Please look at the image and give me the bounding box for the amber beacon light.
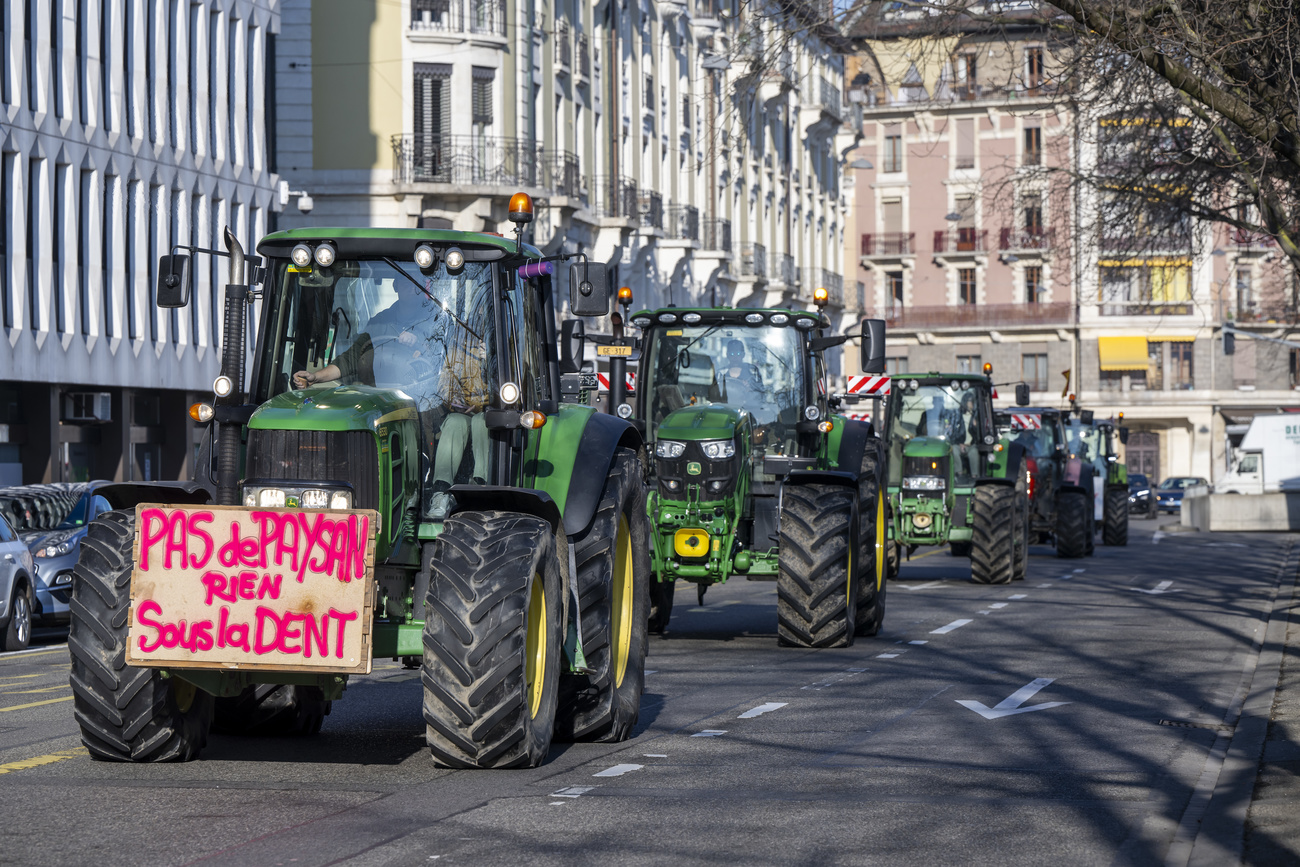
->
[813,287,829,308]
[509,192,534,224]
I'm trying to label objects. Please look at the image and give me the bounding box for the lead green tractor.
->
[884,373,1029,584]
[626,306,890,648]
[68,198,652,768]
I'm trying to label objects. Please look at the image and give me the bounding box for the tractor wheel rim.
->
[611,516,634,689]
[525,573,548,719]
[875,495,886,590]
[172,677,197,714]
[13,595,29,645]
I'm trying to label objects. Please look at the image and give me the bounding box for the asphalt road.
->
[0,519,1295,866]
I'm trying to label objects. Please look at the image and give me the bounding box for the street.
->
[0,521,1295,866]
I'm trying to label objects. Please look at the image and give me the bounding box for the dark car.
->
[1128,473,1154,517]
[1154,476,1209,514]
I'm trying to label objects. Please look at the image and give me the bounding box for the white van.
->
[1216,415,1300,494]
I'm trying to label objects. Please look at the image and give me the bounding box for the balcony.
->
[539,151,581,199]
[702,218,732,252]
[556,20,571,71]
[772,252,797,286]
[739,243,767,279]
[861,232,915,257]
[934,229,988,254]
[391,134,540,187]
[590,175,639,220]
[1099,230,1192,256]
[638,191,664,230]
[809,269,844,306]
[999,227,1055,252]
[884,302,1074,330]
[576,33,590,80]
[410,0,505,36]
[666,204,699,241]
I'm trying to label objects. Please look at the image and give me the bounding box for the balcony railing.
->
[861,232,914,256]
[934,229,988,253]
[392,134,540,187]
[808,269,844,306]
[411,0,505,35]
[556,20,571,70]
[590,175,638,219]
[739,243,767,278]
[638,191,664,230]
[539,150,581,198]
[576,33,590,79]
[702,218,732,252]
[820,76,842,119]
[1099,231,1192,255]
[999,227,1055,251]
[666,204,699,241]
[883,302,1074,329]
[772,252,797,286]
[468,0,506,35]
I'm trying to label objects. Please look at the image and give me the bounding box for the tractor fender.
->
[829,418,874,479]
[1056,482,1093,499]
[95,481,214,511]
[557,411,643,538]
[784,469,860,492]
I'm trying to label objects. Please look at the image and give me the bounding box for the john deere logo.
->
[687,461,702,475]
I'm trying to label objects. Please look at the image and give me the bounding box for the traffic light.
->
[1223,330,1235,355]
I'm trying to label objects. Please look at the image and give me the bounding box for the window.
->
[955,51,977,97]
[881,197,903,237]
[1291,349,1300,389]
[412,0,453,28]
[958,268,977,304]
[1236,267,1254,314]
[26,158,39,330]
[1023,126,1042,166]
[1023,192,1043,234]
[1168,341,1193,389]
[414,64,452,177]
[0,154,7,327]
[643,75,654,112]
[883,123,902,173]
[956,118,974,169]
[472,67,494,130]
[957,354,981,374]
[886,356,909,375]
[1025,47,1044,92]
[1099,263,1192,315]
[1024,265,1042,304]
[1022,353,1048,391]
[886,270,904,308]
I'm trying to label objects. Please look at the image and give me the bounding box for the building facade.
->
[0,0,283,485]
[846,6,1298,484]
[275,0,858,359]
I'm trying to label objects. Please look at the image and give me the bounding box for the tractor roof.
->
[897,373,993,384]
[258,227,542,261]
[629,306,831,330]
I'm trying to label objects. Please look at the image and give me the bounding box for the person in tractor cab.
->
[719,339,765,406]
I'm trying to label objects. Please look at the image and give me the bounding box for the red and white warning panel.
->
[846,375,891,396]
[596,372,637,393]
[1009,413,1042,430]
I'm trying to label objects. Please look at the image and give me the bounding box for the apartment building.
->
[0,0,283,485]
[275,0,857,357]
[846,5,1298,483]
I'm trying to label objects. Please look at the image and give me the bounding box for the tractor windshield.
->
[1062,418,1107,467]
[886,380,986,485]
[642,324,805,443]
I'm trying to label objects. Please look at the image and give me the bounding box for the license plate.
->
[597,345,632,356]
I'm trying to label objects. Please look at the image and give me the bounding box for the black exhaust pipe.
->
[215,227,248,506]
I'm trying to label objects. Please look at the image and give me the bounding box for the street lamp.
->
[849,158,873,170]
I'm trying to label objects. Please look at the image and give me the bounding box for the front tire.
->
[68,510,213,762]
[970,485,1015,585]
[422,511,563,769]
[778,484,856,648]
[648,577,674,634]
[854,487,888,637]
[3,583,31,651]
[1056,492,1091,558]
[1103,488,1129,546]
[556,449,651,743]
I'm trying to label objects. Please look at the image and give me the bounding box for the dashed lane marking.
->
[0,686,71,696]
[801,668,867,691]
[0,696,73,713]
[0,748,84,775]
[989,602,1009,609]
[1009,594,1027,600]
[1073,568,1086,573]
[691,730,728,738]
[876,653,900,658]
[1037,583,1054,588]
[898,581,944,592]
[644,754,668,758]
[593,764,643,777]
[551,786,594,798]
[930,619,973,635]
[0,646,68,663]
[908,640,928,645]
[738,702,787,719]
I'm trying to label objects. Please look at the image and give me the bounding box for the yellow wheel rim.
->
[525,574,547,720]
[875,495,886,591]
[611,516,634,689]
[172,677,197,714]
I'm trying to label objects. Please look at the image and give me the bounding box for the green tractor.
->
[1062,408,1130,547]
[884,372,1029,584]
[68,197,652,768]
[626,305,890,648]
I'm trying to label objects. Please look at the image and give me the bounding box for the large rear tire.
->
[556,449,650,743]
[1056,492,1091,558]
[422,511,563,769]
[68,510,213,762]
[777,484,856,648]
[214,685,330,736]
[970,485,1015,585]
[854,486,888,637]
[648,577,674,634]
[1103,487,1128,546]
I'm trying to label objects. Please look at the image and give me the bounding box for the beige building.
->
[844,5,1298,484]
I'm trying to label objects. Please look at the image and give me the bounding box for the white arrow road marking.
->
[691,730,728,737]
[899,580,944,591]
[738,702,787,719]
[1133,580,1182,595]
[1152,531,1165,544]
[931,619,973,634]
[593,764,643,777]
[956,677,1071,720]
[552,786,594,798]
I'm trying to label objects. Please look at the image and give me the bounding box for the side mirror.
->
[1118,426,1129,445]
[1015,383,1031,406]
[156,255,192,308]
[560,319,586,374]
[569,263,610,316]
[859,318,886,374]
[1080,409,1094,425]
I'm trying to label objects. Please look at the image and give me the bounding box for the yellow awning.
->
[1099,336,1149,371]
[1161,334,1196,342]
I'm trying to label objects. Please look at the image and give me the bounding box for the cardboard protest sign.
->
[126,504,378,674]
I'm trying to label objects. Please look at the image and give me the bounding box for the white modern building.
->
[0,0,283,484]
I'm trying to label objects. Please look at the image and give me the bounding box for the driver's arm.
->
[294,364,342,388]
[294,333,369,387]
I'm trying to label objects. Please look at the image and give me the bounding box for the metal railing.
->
[861,232,914,256]
[883,302,1074,329]
[410,0,505,35]
[1099,232,1194,255]
[539,150,581,198]
[820,270,843,306]
[999,227,1055,251]
[666,204,699,240]
[819,77,842,119]
[934,229,988,253]
[638,191,664,229]
[702,218,732,252]
[772,252,797,286]
[556,20,571,70]
[739,243,767,278]
[576,33,590,79]
[391,134,540,186]
[590,175,638,219]
[468,0,506,35]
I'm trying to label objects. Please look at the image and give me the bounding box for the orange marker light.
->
[818,420,833,433]
[983,362,993,375]
[508,192,535,224]
[618,286,633,305]
[189,403,214,423]
[813,287,829,308]
[521,410,547,429]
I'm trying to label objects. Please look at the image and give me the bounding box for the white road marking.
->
[1152,531,1165,544]
[908,640,928,645]
[644,670,657,675]
[738,702,788,719]
[1073,568,1086,573]
[899,581,944,592]
[1133,580,1182,595]
[593,764,643,777]
[989,602,1009,609]
[801,668,867,691]
[691,730,728,737]
[956,677,1071,720]
[978,610,993,616]
[644,754,668,758]
[1038,583,1054,588]
[930,619,973,634]
[551,786,594,798]
[875,653,900,659]
[1009,594,1027,599]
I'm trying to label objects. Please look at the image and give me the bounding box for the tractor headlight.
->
[291,244,313,267]
[257,488,287,508]
[656,440,686,459]
[445,247,465,270]
[313,242,336,267]
[700,440,735,460]
[902,476,946,491]
[414,244,437,270]
[330,491,353,510]
[301,489,330,509]
[213,375,234,398]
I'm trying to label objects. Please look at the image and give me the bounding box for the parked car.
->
[0,511,36,651]
[1128,473,1155,517]
[1154,476,1209,514]
[0,482,112,627]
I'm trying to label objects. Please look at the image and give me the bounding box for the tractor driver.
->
[720,339,764,407]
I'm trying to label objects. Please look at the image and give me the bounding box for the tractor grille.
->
[245,429,380,510]
[902,454,949,491]
[656,441,738,501]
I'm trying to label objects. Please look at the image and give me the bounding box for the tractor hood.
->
[656,404,747,442]
[249,385,420,433]
[902,436,955,459]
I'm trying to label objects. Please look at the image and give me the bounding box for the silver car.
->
[0,511,36,651]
